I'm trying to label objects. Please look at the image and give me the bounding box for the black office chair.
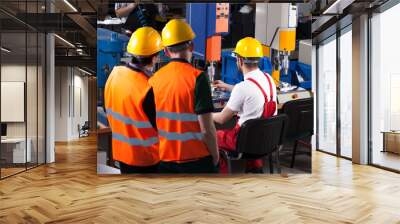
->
[78,121,90,138]
[220,114,289,174]
[281,98,314,168]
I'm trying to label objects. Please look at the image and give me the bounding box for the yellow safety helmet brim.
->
[162,19,196,47]
[127,27,164,56]
[233,37,264,58]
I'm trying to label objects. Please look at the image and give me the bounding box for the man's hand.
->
[115,3,137,18]
[213,80,234,92]
[127,3,136,10]
[213,107,236,125]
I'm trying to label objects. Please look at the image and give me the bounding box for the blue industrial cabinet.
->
[186,3,229,60]
[282,61,312,90]
[97,28,129,88]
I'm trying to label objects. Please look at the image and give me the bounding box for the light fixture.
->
[78,67,93,76]
[322,0,355,15]
[322,0,341,14]
[1,47,11,53]
[54,34,75,48]
[63,0,78,12]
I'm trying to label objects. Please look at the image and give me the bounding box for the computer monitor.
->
[1,123,7,137]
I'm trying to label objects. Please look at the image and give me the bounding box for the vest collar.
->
[169,58,191,65]
[125,62,153,77]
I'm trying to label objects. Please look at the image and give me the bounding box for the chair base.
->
[221,145,283,174]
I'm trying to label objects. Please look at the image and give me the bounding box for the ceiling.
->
[311,0,390,43]
[0,0,97,73]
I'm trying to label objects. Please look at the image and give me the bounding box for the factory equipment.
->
[186,3,229,63]
[186,3,230,107]
[255,3,297,85]
[254,4,313,105]
[97,28,129,89]
[186,3,229,82]
[97,28,129,103]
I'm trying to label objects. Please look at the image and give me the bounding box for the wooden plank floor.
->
[1,136,400,224]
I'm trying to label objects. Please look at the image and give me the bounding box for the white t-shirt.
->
[226,69,277,126]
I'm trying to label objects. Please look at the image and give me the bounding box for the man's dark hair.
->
[166,41,192,53]
[237,55,260,68]
[131,52,159,66]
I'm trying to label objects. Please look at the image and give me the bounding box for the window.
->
[339,28,352,158]
[370,3,400,171]
[317,37,337,154]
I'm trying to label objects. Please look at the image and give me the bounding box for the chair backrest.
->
[282,98,314,139]
[236,114,289,156]
[82,121,90,129]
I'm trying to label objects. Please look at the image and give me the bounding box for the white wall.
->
[1,65,42,138]
[1,65,26,139]
[55,66,69,141]
[54,66,89,141]
[1,63,46,164]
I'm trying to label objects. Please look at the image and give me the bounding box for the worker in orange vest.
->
[149,19,219,173]
[104,27,163,174]
[213,37,277,173]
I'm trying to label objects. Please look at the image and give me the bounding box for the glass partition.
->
[0,29,28,178]
[0,0,46,179]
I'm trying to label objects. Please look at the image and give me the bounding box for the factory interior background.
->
[0,0,400,222]
[96,3,313,175]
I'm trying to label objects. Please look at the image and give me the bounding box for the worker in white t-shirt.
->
[213,37,277,173]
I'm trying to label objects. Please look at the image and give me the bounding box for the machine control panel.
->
[216,3,229,33]
[277,89,312,105]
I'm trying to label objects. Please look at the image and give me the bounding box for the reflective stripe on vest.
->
[156,111,198,122]
[112,132,159,147]
[107,109,153,128]
[158,129,204,141]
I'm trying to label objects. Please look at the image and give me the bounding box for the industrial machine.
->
[255,3,297,86]
[186,3,230,109]
[255,3,312,104]
[186,3,229,63]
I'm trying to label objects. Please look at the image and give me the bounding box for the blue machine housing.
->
[295,62,312,89]
[281,61,312,90]
[97,28,129,88]
[186,3,229,60]
[220,50,272,85]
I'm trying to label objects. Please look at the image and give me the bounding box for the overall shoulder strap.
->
[247,78,269,103]
[264,73,274,101]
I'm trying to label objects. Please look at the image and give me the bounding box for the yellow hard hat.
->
[233,37,263,58]
[162,19,196,47]
[127,27,163,56]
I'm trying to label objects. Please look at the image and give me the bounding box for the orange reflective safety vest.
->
[149,60,210,162]
[104,65,159,166]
